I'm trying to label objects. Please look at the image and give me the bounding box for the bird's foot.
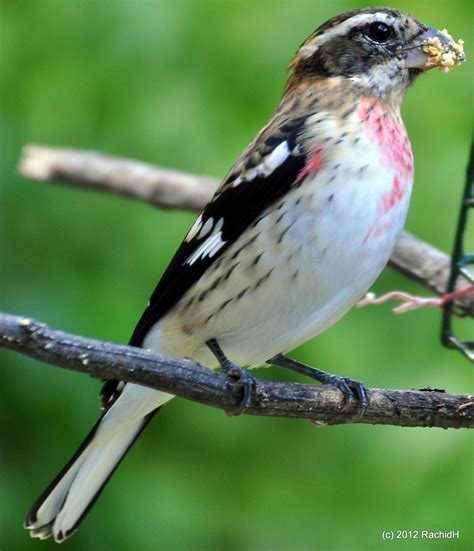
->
[269,354,369,415]
[222,362,256,415]
[316,372,369,415]
[207,338,256,415]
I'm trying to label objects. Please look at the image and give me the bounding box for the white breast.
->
[145,110,414,368]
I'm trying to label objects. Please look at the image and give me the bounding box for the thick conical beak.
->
[405,26,465,73]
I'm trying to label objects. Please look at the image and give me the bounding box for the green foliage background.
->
[0,1,472,550]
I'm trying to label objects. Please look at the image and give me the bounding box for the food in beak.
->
[406,26,465,73]
[422,29,465,73]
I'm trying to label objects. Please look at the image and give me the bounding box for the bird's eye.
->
[365,22,392,43]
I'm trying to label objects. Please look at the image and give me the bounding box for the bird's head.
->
[287,7,465,104]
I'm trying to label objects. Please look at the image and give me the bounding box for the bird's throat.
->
[357,97,413,181]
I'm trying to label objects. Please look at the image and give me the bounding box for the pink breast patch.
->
[295,148,323,185]
[358,98,413,179]
[381,175,404,213]
[358,98,414,243]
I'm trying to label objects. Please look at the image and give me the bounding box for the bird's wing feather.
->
[128,115,311,347]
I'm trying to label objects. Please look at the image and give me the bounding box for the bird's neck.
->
[283,75,406,114]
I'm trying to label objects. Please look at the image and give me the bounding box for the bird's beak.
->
[405,26,465,73]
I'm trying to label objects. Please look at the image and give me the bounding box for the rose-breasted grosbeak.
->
[25,7,464,542]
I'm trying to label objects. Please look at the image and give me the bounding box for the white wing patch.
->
[186,232,225,265]
[232,140,291,187]
[196,217,214,240]
[185,217,225,266]
[185,213,203,242]
[184,141,291,262]
[264,140,291,172]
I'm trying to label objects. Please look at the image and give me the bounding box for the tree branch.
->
[20,144,218,212]
[18,144,474,316]
[1,313,472,429]
[10,146,473,429]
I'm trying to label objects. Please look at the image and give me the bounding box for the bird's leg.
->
[206,338,256,415]
[268,354,369,415]
[357,286,474,314]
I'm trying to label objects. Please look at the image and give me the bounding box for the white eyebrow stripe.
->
[186,231,226,265]
[300,12,396,58]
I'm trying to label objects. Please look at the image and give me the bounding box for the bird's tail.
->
[24,384,173,543]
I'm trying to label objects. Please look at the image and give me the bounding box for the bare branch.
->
[19,144,218,211]
[18,145,474,316]
[1,312,472,429]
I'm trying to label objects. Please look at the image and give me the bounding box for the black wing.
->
[129,115,309,347]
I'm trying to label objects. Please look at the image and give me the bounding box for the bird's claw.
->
[319,373,369,415]
[225,364,256,415]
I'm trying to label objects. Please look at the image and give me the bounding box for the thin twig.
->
[18,144,474,316]
[1,313,472,429]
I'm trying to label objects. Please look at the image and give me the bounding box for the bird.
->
[24,7,464,542]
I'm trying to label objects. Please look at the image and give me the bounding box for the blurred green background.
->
[0,1,472,550]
